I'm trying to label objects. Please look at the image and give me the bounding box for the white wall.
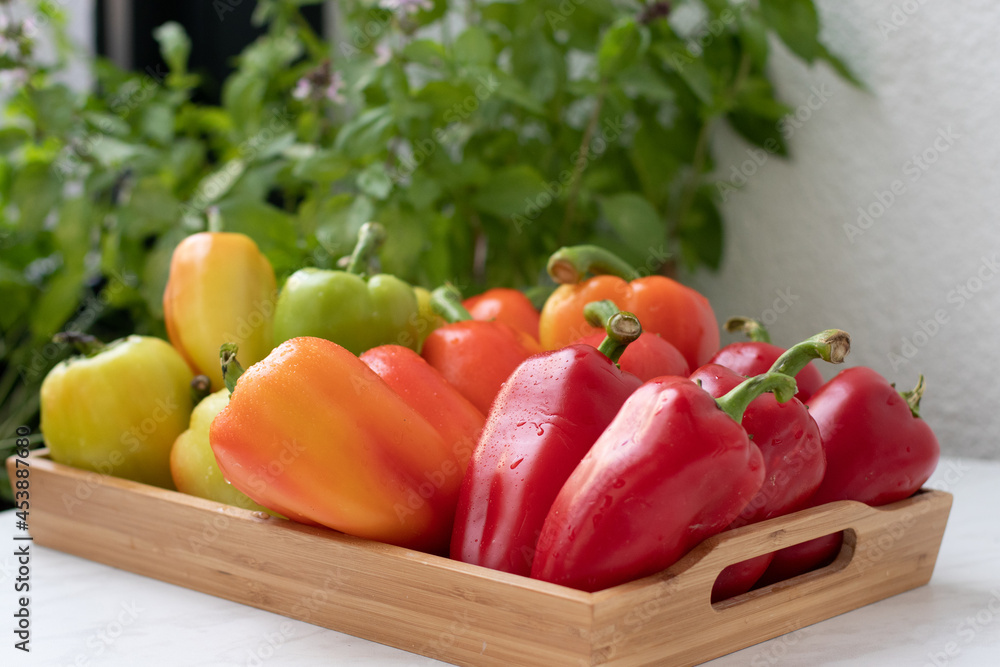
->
[690,0,1000,459]
[29,0,94,88]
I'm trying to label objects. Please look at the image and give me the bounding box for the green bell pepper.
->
[273,222,421,355]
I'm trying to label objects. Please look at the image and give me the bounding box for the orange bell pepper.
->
[209,338,463,553]
[164,232,277,391]
[539,245,720,369]
[421,286,542,415]
[360,344,485,473]
[463,288,541,341]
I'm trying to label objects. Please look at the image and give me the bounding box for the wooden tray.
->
[10,450,952,666]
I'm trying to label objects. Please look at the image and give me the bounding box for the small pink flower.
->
[293,62,345,105]
[0,67,28,89]
[19,16,39,39]
[292,77,312,101]
[380,0,433,16]
[325,71,345,104]
[374,43,392,67]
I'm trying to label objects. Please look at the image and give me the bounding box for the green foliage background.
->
[0,0,856,500]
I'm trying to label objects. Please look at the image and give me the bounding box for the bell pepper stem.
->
[716,371,798,423]
[206,206,223,233]
[769,329,851,377]
[547,245,641,285]
[344,222,387,276]
[53,332,106,357]
[220,343,245,394]
[724,317,772,344]
[190,375,212,404]
[900,374,926,418]
[430,284,473,323]
[583,300,642,364]
[596,313,642,364]
[583,299,620,329]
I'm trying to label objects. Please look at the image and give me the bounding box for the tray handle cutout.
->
[661,492,940,615]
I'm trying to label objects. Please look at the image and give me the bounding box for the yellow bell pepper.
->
[163,232,277,390]
[40,334,193,488]
[170,388,271,512]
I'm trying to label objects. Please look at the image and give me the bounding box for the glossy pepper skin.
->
[690,367,824,599]
[451,313,644,576]
[163,232,277,391]
[209,337,463,553]
[691,329,848,599]
[691,366,821,503]
[578,331,689,381]
[360,345,485,473]
[709,318,823,402]
[421,286,542,414]
[539,246,719,369]
[170,387,270,512]
[761,369,940,584]
[273,223,420,355]
[531,373,796,592]
[576,301,689,381]
[463,288,541,341]
[41,334,193,488]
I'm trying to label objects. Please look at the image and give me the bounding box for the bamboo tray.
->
[10,450,952,666]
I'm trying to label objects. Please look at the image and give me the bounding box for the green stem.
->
[547,245,641,285]
[667,50,752,267]
[220,343,245,394]
[724,317,771,344]
[0,433,44,450]
[53,332,106,357]
[900,375,926,418]
[430,285,472,323]
[584,300,642,364]
[561,79,607,243]
[190,375,212,404]
[595,312,642,365]
[0,362,22,411]
[716,372,798,423]
[0,324,29,406]
[207,206,223,233]
[0,389,40,445]
[674,117,712,232]
[769,330,851,378]
[583,300,622,330]
[344,222,387,276]
[291,7,328,61]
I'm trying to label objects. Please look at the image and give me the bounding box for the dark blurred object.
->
[95,0,325,103]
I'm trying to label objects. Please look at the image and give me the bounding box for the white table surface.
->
[2,456,998,666]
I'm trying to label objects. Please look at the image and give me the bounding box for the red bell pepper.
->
[463,288,540,341]
[690,329,849,600]
[760,370,940,585]
[709,317,824,402]
[421,285,542,414]
[576,300,689,380]
[531,372,797,592]
[539,245,719,369]
[450,311,644,576]
[360,345,485,474]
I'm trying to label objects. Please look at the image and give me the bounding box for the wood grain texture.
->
[9,451,952,667]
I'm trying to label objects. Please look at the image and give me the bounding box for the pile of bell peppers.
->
[36,233,941,596]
